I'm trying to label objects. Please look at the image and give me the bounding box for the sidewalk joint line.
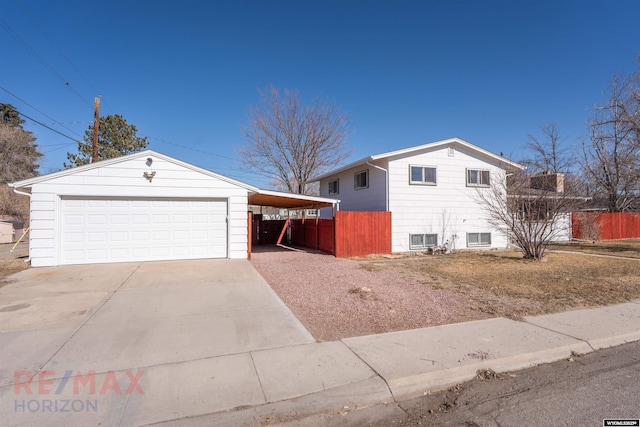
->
[36,263,143,370]
[249,351,268,404]
[522,320,596,352]
[340,340,398,403]
[28,263,143,418]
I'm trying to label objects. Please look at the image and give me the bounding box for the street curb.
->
[146,376,393,426]
[385,341,593,401]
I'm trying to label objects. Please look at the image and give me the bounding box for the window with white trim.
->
[467,232,491,247]
[466,169,490,187]
[328,179,339,195]
[354,170,368,190]
[409,165,437,185]
[410,233,438,249]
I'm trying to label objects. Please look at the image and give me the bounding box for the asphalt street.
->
[366,340,640,426]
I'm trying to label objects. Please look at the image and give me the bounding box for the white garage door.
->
[60,197,228,265]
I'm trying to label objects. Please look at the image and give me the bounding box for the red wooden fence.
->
[572,212,640,240]
[317,219,335,254]
[289,218,335,254]
[334,211,392,257]
[274,211,391,257]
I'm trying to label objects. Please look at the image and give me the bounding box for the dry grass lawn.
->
[0,259,29,288]
[550,239,640,259]
[360,240,640,320]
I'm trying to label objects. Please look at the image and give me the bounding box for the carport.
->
[247,190,391,258]
[247,189,339,257]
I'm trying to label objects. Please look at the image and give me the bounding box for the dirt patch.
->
[252,241,640,341]
[0,258,29,288]
[361,249,640,320]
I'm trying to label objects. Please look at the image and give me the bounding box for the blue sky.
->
[2,0,639,188]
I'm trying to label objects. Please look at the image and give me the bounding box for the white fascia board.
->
[309,156,375,182]
[9,150,259,191]
[309,137,524,182]
[371,137,524,170]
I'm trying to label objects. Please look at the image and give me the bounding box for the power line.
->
[17,110,81,143]
[13,0,116,115]
[0,16,92,109]
[0,85,84,138]
[147,136,243,163]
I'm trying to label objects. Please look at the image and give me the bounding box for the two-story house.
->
[311,137,524,253]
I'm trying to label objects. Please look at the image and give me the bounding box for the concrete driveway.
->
[0,259,314,426]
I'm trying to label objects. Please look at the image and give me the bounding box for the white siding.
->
[27,154,249,266]
[315,142,513,252]
[318,162,387,217]
[548,213,572,242]
[387,144,508,252]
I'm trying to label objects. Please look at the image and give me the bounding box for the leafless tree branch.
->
[238,86,352,194]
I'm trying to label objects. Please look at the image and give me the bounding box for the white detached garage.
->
[9,150,257,267]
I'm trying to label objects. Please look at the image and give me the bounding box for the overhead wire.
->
[0,85,84,138]
[0,16,93,109]
[13,0,116,114]
[147,136,268,183]
[17,110,81,144]
[147,136,243,163]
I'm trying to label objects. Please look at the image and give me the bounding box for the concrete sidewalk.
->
[155,301,640,427]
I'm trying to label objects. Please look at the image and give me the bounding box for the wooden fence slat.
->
[252,211,392,257]
[572,212,640,240]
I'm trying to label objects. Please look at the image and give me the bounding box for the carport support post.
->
[247,211,252,260]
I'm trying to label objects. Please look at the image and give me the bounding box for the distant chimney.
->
[530,172,564,193]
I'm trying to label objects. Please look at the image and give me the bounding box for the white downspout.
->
[9,185,31,262]
[365,160,389,211]
[11,185,32,199]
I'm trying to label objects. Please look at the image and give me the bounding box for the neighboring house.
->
[508,171,581,242]
[8,150,337,267]
[312,137,524,253]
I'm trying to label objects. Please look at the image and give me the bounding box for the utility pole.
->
[92,96,100,163]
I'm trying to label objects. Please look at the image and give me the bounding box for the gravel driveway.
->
[250,246,487,341]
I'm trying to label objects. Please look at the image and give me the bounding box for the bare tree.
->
[476,169,584,260]
[239,86,352,194]
[581,72,640,212]
[0,107,42,220]
[525,122,572,173]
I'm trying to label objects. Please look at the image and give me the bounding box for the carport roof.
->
[248,189,339,209]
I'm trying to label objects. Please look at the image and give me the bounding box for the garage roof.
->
[248,189,339,209]
[9,150,339,210]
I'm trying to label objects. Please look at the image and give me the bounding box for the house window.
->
[354,170,368,190]
[467,232,491,247]
[410,233,438,249]
[409,165,437,185]
[328,179,339,195]
[448,147,455,157]
[466,169,490,187]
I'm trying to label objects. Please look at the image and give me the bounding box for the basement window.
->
[467,232,491,247]
[410,233,438,249]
